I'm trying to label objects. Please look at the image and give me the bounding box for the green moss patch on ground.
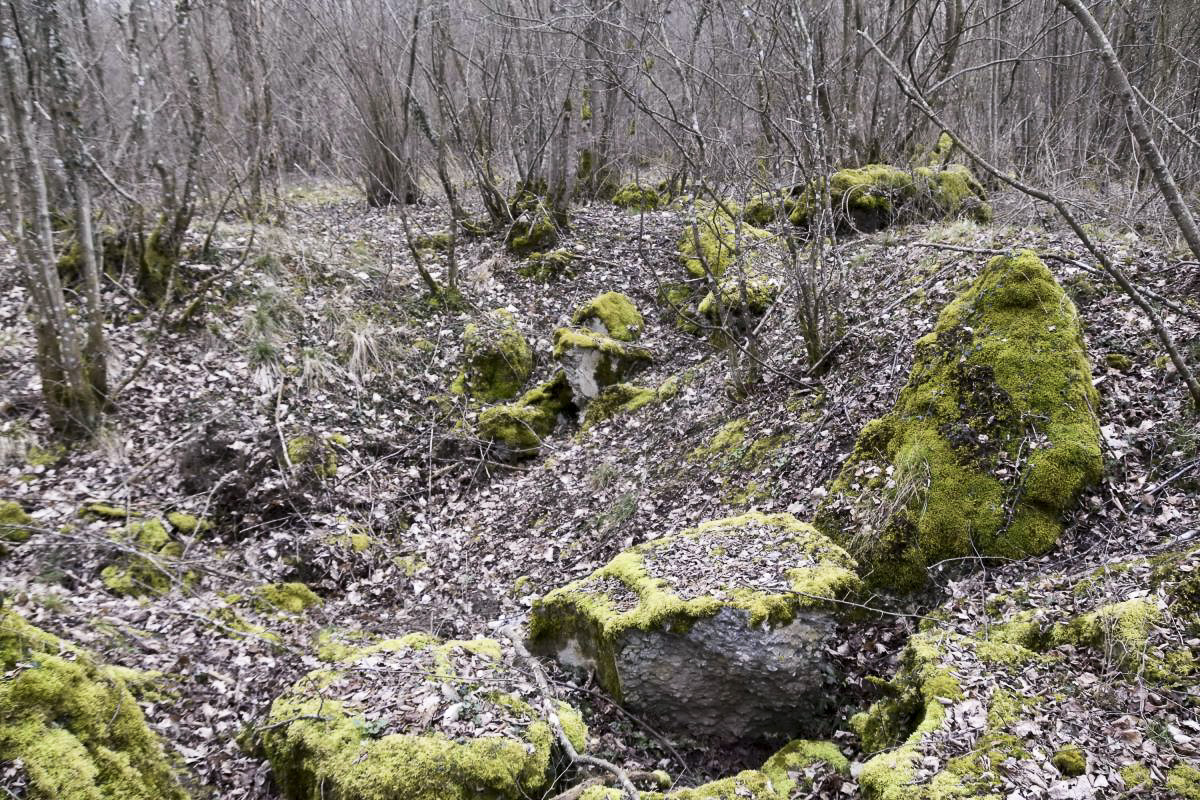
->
[816,251,1102,592]
[0,609,189,800]
[100,519,186,597]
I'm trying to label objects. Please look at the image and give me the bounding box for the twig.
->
[547,771,665,800]
[500,627,640,800]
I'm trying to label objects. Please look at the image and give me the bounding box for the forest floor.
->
[1,182,1198,798]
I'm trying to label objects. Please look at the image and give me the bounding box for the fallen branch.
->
[500,627,641,800]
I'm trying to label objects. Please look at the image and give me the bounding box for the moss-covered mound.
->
[451,309,534,403]
[612,182,662,212]
[697,271,777,321]
[0,609,189,800]
[582,378,680,430]
[816,251,1102,591]
[517,248,576,280]
[1,501,33,555]
[505,209,559,257]
[579,739,848,799]
[789,163,991,232]
[477,371,575,456]
[571,291,644,341]
[286,433,342,481]
[251,582,322,614]
[100,518,184,597]
[260,632,585,800]
[529,513,862,739]
[678,207,772,279]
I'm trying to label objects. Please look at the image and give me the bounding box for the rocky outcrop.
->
[529,512,862,742]
[451,309,534,403]
[552,327,652,404]
[816,251,1102,592]
[260,632,585,800]
[0,610,189,799]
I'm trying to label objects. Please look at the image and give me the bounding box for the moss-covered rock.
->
[571,291,644,342]
[1051,745,1086,777]
[529,512,862,741]
[678,207,772,279]
[0,609,189,799]
[451,309,534,403]
[252,582,322,614]
[517,248,576,280]
[579,739,848,799]
[100,519,184,597]
[1104,352,1133,371]
[816,251,1102,592]
[582,383,657,429]
[0,501,33,552]
[743,189,791,226]
[697,271,777,321]
[477,371,575,457]
[790,163,991,233]
[412,231,452,252]
[260,632,584,800]
[506,210,559,257]
[552,327,653,404]
[612,182,662,212]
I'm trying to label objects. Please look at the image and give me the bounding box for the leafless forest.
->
[1,1,1199,799]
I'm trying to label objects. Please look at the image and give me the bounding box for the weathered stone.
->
[815,251,1102,592]
[477,371,575,458]
[529,512,862,742]
[261,632,585,800]
[552,327,652,404]
[451,309,534,403]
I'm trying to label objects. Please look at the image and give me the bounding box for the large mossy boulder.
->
[678,207,772,279]
[477,371,575,458]
[451,309,534,403]
[529,512,863,742]
[0,609,189,799]
[552,327,652,404]
[580,739,848,799]
[611,182,662,212]
[571,291,644,342]
[260,632,585,800]
[789,163,991,232]
[816,251,1102,592]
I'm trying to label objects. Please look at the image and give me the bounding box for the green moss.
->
[1051,745,1086,777]
[691,419,748,459]
[816,251,1102,592]
[1168,765,1200,799]
[253,582,322,614]
[0,501,32,544]
[581,739,847,800]
[583,384,657,429]
[0,609,189,800]
[854,633,975,799]
[697,273,776,320]
[286,435,339,479]
[743,190,789,226]
[477,372,574,456]
[451,309,534,403]
[209,607,282,646]
[101,520,183,597]
[506,212,559,257]
[517,248,576,280]
[572,292,644,341]
[261,634,583,800]
[83,503,133,520]
[612,182,662,212]
[790,163,990,231]
[678,207,771,279]
[27,443,66,467]
[529,512,861,702]
[166,512,210,536]
[1119,763,1151,788]
[1104,352,1133,371]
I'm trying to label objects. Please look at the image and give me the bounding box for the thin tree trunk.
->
[1057,0,1200,266]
